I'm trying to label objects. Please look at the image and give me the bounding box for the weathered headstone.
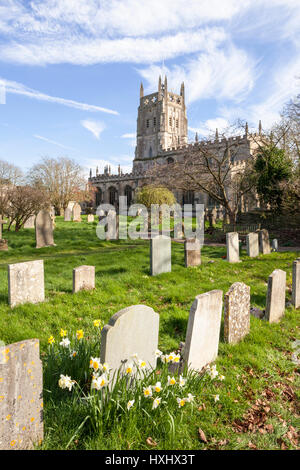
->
[183,290,223,371]
[8,260,45,308]
[64,207,72,221]
[106,211,119,239]
[184,238,201,267]
[35,210,55,248]
[24,215,35,229]
[265,269,286,323]
[87,214,94,223]
[224,282,250,344]
[246,232,259,257]
[271,239,278,252]
[0,339,43,450]
[292,258,300,309]
[100,305,159,376]
[259,229,271,254]
[73,265,95,293]
[226,232,239,263]
[150,235,171,275]
[72,203,81,222]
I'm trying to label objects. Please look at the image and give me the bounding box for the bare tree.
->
[28,157,86,214]
[0,160,23,186]
[5,186,49,231]
[146,125,258,224]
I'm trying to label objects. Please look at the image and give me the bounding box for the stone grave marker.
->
[150,235,171,275]
[226,232,239,263]
[72,203,81,222]
[64,207,72,221]
[0,217,8,250]
[259,229,271,254]
[106,211,119,239]
[24,215,35,229]
[265,269,286,323]
[246,232,259,257]
[0,339,43,450]
[87,214,94,223]
[35,210,55,248]
[183,290,223,371]
[271,239,278,252]
[73,265,95,293]
[184,238,201,267]
[8,260,45,308]
[292,258,300,309]
[100,305,159,377]
[224,282,250,344]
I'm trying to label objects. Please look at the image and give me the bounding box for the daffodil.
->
[125,362,134,375]
[173,354,181,363]
[93,319,101,328]
[58,374,75,391]
[48,335,55,345]
[138,359,147,369]
[207,364,218,379]
[91,374,108,390]
[185,393,195,403]
[70,351,77,359]
[76,330,84,340]
[152,397,161,409]
[177,397,186,408]
[167,376,176,386]
[155,349,163,358]
[179,375,186,387]
[153,381,162,393]
[214,394,220,402]
[90,357,101,371]
[219,375,225,381]
[143,386,152,398]
[101,362,109,372]
[60,329,67,338]
[59,337,70,348]
[127,400,135,410]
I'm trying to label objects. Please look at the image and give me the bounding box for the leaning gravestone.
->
[72,203,81,222]
[87,214,94,223]
[184,238,201,267]
[0,339,43,450]
[292,258,300,309]
[226,232,239,263]
[259,229,271,254]
[150,235,171,275]
[35,210,55,248]
[24,215,35,229]
[224,282,250,344]
[8,260,45,308]
[265,269,286,323]
[100,305,159,377]
[183,290,223,371]
[246,232,259,257]
[73,265,95,293]
[64,207,72,221]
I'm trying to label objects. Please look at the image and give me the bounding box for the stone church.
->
[89,76,262,211]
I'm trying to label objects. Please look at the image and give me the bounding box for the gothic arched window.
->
[183,190,195,205]
[124,185,133,206]
[109,186,118,206]
[149,146,153,158]
[96,188,102,206]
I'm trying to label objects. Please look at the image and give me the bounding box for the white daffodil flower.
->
[59,337,70,348]
[152,397,161,409]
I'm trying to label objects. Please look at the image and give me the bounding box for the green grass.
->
[0,216,299,450]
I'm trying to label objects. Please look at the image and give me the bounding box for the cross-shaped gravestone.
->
[0,217,7,239]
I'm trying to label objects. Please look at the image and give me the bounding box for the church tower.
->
[134,76,188,164]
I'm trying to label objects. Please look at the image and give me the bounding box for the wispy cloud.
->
[34,134,76,151]
[1,77,119,115]
[81,120,106,139]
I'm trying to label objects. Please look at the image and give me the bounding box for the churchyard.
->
[0,215,299,450]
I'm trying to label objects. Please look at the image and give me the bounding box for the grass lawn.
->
[0,216,299,450]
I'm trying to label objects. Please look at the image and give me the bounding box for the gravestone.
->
[0,339,43,450]
[0,217,8,251]
[211,208,217,225]
[87,214,94,223]
[35,210,55,248]
[224,282,250,344]
[100,305,159,376]
[8,260,45,308]
[64,207,72,221]
[150,235,171,275]
[106,211,119,239]
[259,229,271,254]
[226,232,239,263]
[246,232,259,257]
[184,238,201,267]
[265,269,286,323]
[183,290,223,371]
[24,215,35,229]
[271,239,278,252]
[72,203,81,222]
[73,265,95,293]
[292,258,300,309]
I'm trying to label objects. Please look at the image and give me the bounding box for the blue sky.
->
[0,0,299,176]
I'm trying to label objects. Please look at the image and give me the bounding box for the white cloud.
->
[81,120,106,139]
[139,45,257,104]
[189,118,230,138]
[121,133,135,138]
[1,77,119,115]
[34,134,76,151]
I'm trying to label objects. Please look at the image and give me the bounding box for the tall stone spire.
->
[215,128,219,141]
[140,82,144,99]
[195,132,199,142]
[259,120,262,136]
[180,82,185,103]
[158,75,162,93]
[245,122,249,136]
[164,75,168,96]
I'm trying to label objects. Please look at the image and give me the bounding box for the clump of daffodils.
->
[58,374,75,391]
